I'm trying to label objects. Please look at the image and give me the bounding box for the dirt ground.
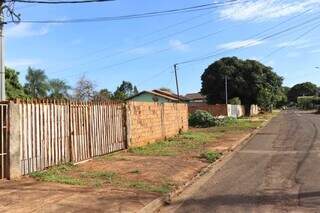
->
[0,114,273,213]
[0,178,157,213]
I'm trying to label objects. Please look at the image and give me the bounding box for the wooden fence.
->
[17,100,127,175]
[0,103,9,179]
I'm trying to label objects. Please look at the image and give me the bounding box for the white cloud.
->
[310,49,320,54]
[6,58,41,68]
[169,39,190,51]
[276,39,311,48]
[5,23,50,38]
[218,39,264,50]
[220,0,320,21]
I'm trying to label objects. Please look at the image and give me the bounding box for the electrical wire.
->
[7,0,114,3]
[8,0,247,23]
[176,14,320,65]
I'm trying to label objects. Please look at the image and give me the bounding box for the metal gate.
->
[0,103,9,179]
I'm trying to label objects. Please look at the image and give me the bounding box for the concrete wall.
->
[250,105,260,116]
[127,102,188,147]
[227,105,245,118]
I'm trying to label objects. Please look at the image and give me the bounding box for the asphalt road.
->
[160,110,320,213]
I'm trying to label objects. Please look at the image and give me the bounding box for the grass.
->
[125,180,173,194]
[128,115,267,157]
[128,131,221,156]
[30,113,277,194]
[30,163,85,185]
[200,151,222,163]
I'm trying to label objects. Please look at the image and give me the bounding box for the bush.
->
[228,97,241,105]
[189,110,239,128]
[200,151,222,163]
[297,96,320,109]
[189,110,216,128]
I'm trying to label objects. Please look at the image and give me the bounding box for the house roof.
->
[126,90,179,101]
[152,89,190,101]
[185,93,206,100]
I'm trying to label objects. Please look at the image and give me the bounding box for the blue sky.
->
[4,0,320,95]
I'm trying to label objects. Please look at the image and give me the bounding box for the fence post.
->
[8,101,21,179]
[125,102,131,148]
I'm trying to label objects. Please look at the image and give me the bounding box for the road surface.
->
[160,110,320,213]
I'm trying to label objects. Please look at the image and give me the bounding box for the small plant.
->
[200,151,222,163]
[189,110,216,128]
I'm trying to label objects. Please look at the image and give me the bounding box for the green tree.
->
[24,67,50,98]
[287,82,317,103]
[73,76,95,101]
[201,57,283,111]
[5,67,29,99]
[49,79,71,99]
[94,88,112,101]
[112,81,139,100]
[159,87,173,93]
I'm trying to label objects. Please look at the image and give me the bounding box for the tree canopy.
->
[49,79,71,99]
[24,67,50,98]
[112,81,138,100]
[5,67,29,99]
[73,76,95,101]
[287,82,317,103]
[201,57,284,110]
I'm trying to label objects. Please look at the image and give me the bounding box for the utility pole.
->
[174,63,180,102]
[0,1,5,101]
[225,75,228,105]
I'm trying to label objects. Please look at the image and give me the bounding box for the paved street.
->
[161,110,320,212]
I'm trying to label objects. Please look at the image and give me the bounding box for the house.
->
[126,89,189,103]
[185,93,206,103]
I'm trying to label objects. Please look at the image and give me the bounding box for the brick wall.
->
[127,102,188,147]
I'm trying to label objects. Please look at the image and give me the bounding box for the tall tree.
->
[201,57,283,111]
[93,88,112,101]
[73,76,95,101]
[24,67,49,98]
[49,79,71,99]
[112,81,139,100]
[287,82,317,103]
[5,67,29,99]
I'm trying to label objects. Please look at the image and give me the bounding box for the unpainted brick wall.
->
[127,102,188,147]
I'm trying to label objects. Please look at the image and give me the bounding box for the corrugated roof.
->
[185,93,206,100]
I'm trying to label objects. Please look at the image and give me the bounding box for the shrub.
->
[200,151,222,163]
[189,110,216,128]
[228,97,241,105]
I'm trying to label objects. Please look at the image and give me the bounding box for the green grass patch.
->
[125,180,174,194]
[80,171,117,183]
[200,151,222,163]
[128,131,221,156]
[30,163,84,185]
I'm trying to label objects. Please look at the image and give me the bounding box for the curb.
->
[137,114,276,213]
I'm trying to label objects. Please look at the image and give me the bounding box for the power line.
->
[263,22,320,59]
[176,14,320,65]
[50,1,311,77]
[7,0,114,4]
[60,11,317,80]
[8,0,247,23]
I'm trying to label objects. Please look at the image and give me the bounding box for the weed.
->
[200,151,222,163]
[30,163,84,185]
[80,171,117,183]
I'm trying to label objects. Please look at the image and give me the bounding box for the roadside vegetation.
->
[30,111,277,196]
